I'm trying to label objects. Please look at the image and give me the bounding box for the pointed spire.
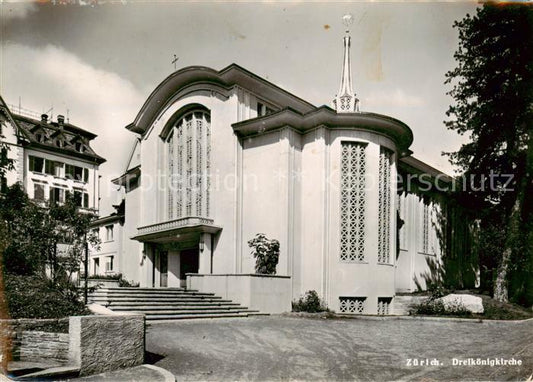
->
[332,14,360,113]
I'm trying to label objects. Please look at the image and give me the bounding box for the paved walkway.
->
[146,315,533,381]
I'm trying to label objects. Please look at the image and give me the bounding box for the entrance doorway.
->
[160,251,168,287]
[180,248,199,287]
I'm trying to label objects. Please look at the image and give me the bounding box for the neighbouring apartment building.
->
[0,96,105,213]
[88,201,124,276]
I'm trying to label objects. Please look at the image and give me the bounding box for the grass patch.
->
[478,295,533,320]
[409,291,533,320]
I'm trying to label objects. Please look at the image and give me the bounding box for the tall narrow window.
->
[340,142,366,262]
[166,110,211,219]
[378,147,392,264]
[33,183,45,201]
[420,203,430,254]
[106,225,114,241]
[167,131,174,219]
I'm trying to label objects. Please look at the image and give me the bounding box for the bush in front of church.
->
[247,233,280,275]
[292,290,329,313]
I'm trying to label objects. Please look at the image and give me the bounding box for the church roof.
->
[232,106,414,154]
[126,64,316,135]
[125,64,413,153]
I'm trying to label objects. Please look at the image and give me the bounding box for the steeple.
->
[332,14,360,113]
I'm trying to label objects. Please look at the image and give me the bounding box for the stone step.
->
[15,365,80,380]
[89,295,223,301]
[89,295,218,301]
[111,305,246,312]
[89,300,226,307]
[132,308,252,315]
[92,287,266,320]
[105,300,239,306]
[393,295,428,315]
[89,291,215,297]
[96,287,186,291]
[145,312,251,320]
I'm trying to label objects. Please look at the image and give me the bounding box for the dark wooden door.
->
[180,248,199,280]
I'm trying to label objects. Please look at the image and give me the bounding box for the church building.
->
[104,19,453,315]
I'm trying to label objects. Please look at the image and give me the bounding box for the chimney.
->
[41,114,48,123]
[57,115,65,127]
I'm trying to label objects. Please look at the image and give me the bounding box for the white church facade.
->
[100,29,453,315]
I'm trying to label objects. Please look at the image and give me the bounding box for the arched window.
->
[166,110,211,219]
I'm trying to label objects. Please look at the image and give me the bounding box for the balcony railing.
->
[136,216,220,240]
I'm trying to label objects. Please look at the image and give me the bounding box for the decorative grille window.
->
[421,203,430,254]
[339,297,366,314]
[377,297,392,315]
[167,132,174,219]
[340,142,367,262]
[378,147,392,264]
[398,194,407,250]
[166,110,211,219]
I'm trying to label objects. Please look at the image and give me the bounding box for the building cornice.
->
[232,106,414,153]
[112,165,141,186]
[25,142,106,165]
[90,213,124,227]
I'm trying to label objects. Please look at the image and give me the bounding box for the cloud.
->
[1,43,145,214]
[362,88,425,108]
[1,2,38,20]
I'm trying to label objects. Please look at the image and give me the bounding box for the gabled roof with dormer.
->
[9,113,105,165]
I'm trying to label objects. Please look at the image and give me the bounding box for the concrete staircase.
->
[393,295,428,315]
[88,287,266,320]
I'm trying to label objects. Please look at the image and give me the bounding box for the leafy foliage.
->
[0,183,99,280]
[0,183,99,318]
[88,273,122,280]
[409,298,472,317]
[118,277,140,287]
[247,233,280,275]
[3,274,89,319]
[292,290,329,313]
[445,3,533,305]
[0,129,14,181]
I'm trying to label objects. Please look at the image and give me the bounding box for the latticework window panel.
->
[377,297,392,315]
[166,110,211,219]
[378,147,392,264]
[398,194,407,250]
[340,142,367,262]
[421,203,430,254]
[167,132,174,220]
[339,297,366,314]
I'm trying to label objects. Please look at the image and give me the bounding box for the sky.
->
[1,0,479,215]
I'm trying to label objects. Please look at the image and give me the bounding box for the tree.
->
[445,3,533,304]
[248,233,280,275]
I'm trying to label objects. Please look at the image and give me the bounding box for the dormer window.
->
[257,101,274,117]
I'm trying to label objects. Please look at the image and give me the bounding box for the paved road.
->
[146,315,533,381]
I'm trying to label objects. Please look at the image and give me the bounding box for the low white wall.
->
[87,279,120,288]
[187,274,291,314]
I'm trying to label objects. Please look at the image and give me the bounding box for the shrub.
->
[118,278,140,287]
[248,233,280,275]
[87,273,122,280]
[409,298,471,317]
[4,274,90,319]
[292,290,329,313]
